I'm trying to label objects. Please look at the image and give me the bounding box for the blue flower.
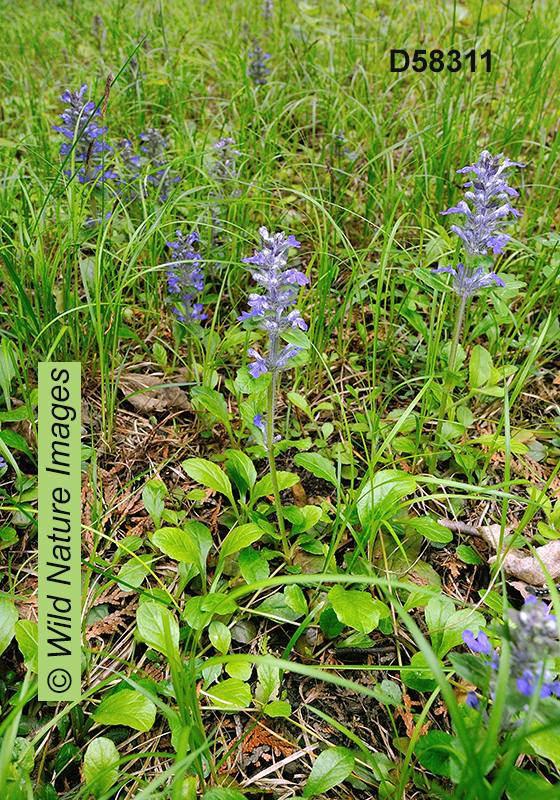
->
[247,38,272,85]
[0,456,6,469]
[466,692,480,710]
[463,629,492,655]
[441,150,524,258]
[433,150,523,298]
[432,262,506,298]
[54,83,114,184]
[165,230,207,322]
[238,227,308,373]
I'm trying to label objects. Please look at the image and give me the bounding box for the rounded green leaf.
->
[136,602,179,658]
[253,471,300,500]
[357,470,416,530]
[328,585,385,634]
[0,597,17,657]
[203,789,247,800]
[455,545,483,565]
[406,517,453,543]
[293,452,337,486]
[209,621,231,654]
[83,737,119,799]
[182,458,234,503]
[264,701,292,718]
[205,678,252,712]
[93,689,156,732]
[401,652,439,692]
[152,526,199,564]
[220,523,263,559]
[14,620,38,673]
[303,746,355,797]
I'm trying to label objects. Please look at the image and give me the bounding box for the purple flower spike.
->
[440,150,523,258]
[238,227,308,354]
[247,37,272,85]
[434,150,523,297]
[54,83,114,184]
[165,230,206,324]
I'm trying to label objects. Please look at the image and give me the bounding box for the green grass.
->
[1,0,560,797]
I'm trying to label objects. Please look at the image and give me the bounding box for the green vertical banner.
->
[38,363,81,702]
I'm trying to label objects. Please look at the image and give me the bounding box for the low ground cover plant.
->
[0,1,560,799]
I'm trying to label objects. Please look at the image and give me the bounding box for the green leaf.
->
[253,471,300,500]
[183,595,238,629]
[0,430,34,462]
[406,517,453,543]
[83,737,120,799]
[117,556,152,592]
[414,730,457,778]
[478,385,505,397]
[208,621,231,655]
[0,406,31,422]
[285,585,308,616]
[256,593,305,623]
[257,662,280,703]
[455,545,483,565]
[220,523,263,560]
[303,746,355,797]
[439,609,485,658]
[136,602,179,658]
[425,597,485,659]
[319,606,344,638]
[401,652,440,691]
[191,386,231,428]
[357,470,416,531]
[287,391,313,418]
[235,366,270,395]
[182,458,235,504]
[225,661,252,680]
[293,452,337,486]
[469,434,529,455]
[238,547,270,583]
[525,725,560,769]
[224,449,257,497]
[469,344,493,389]
[184,521,213,582]
[203,789,248,800]
[205,678,252,712]
[281,328,311,350]
[264,701,292,718]
[152,526,199,564]
[93,689,156,732]
[505,767,557,799]
[328,585,386,634]
[0,338,17,408]
[14,620,38,673]
[142,479,166,526]
[0,597,17,657]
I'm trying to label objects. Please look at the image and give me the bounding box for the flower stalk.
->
[238,227,309,559]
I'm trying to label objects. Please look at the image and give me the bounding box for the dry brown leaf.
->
[480,523,560,584]
[118,373,191,413]
[291,480,307,507]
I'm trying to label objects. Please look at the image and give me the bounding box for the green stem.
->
[431,292,468,468]
[266,336,290,560]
